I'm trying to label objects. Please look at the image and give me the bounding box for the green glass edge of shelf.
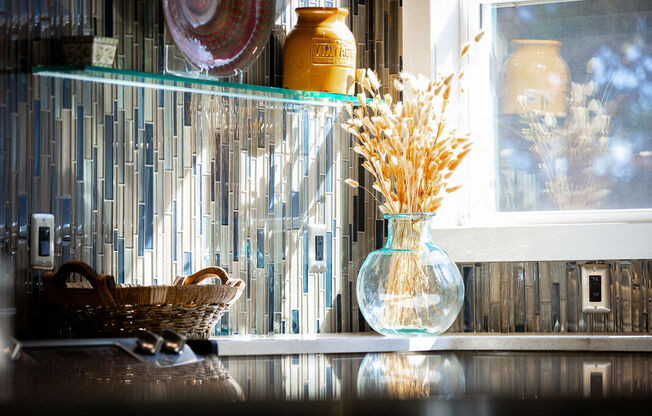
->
[32,65,362,108]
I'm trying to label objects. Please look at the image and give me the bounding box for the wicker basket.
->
[43,261,245,339]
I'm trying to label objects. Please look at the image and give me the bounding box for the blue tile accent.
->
[172,200,177,262]
[325,116,333,193]
[326,367,332,397]
[145,166,153,250]
[256,228,264,268]
[292,309,299,334]
[357,158,365,231]
[221,145,229,225]
[291,191,300,230]
[33,100,40,176]
[145,123,153,165]
[184,251,192,275]
[246,238,251,298]
[269,263,274,333]
[18,194,27,239]
[113,230,117,250]
[183,92,191,126]
[62,79,71,109]
[303,227,308,293]
[104,114,113,200]
[76,105,83,180]
[326,232,332,308]
[138,89,144,129]
[104,0,113,37]
[61,197,71,241]
[268,144,274,212]
[233,211,239,262]
[303,109,309,176]
[118,238,124,284]
[316,319,320,333]
[281,320,286,334]
[138,204,145,256]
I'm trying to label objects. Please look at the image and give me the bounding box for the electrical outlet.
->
[307,224,327,273]
[581,264,611,313]
[31,214,55,270]
[582,361,611,398]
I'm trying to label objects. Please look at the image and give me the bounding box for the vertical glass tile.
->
[104,114,113,200]
[184,251,192,275]
[76,105,83,180]
[303,227,308,293]
[61,197,71,242]
[18,194,28,239]
[221,144,229,225]
[325,115,332,193]
[34,100,40,176]
[145,166,153,250]
[326,231,332,308]
[246,238,251,299]
[462,266,474,332]
[145,123,153,165]
[118,238,124,284]
[138,203,145,256]
[268,144,274,212]
[292,309,299,334]
[256,228,264,268]
[269,263,274,333]
[233,211,239,262]
[172,200,177,262]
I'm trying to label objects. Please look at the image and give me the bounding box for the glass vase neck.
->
[384,213,435,249]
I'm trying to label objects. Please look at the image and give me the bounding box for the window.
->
[405,0,652,261]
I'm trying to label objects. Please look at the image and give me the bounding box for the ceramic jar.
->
[501,39,569,114]
[283,7,356,95]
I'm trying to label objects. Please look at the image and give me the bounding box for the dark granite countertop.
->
[2,341,652,415]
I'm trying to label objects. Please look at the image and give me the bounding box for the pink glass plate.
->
[162,0,275,76]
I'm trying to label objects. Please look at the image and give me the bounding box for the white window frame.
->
[403,0,652,262]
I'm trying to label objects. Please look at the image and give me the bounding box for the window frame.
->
[415,0,652,262]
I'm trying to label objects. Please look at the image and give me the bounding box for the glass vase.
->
[357,213,464,336]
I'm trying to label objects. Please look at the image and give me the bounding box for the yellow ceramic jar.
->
[501,40,569,114]
[283,7,356,95]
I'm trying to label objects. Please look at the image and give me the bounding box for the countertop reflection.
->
[5,347,652,406]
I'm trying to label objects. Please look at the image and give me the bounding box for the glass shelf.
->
[32,65,359,108]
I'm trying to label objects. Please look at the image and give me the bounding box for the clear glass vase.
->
[357,213,464,336]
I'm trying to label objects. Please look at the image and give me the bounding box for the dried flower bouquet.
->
[343,33,483,331]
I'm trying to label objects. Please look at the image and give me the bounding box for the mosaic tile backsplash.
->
[1,0,650,338]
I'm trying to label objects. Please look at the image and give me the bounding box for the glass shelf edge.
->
[32,65,361,108]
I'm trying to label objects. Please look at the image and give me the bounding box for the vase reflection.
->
[357,352,465,399]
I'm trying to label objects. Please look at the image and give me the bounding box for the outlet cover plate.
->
[581,263,611,313]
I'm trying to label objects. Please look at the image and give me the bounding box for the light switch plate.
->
[582,361,611,398]
[31,214,55,270]
[307,224,327,273]
[581,263,611,313]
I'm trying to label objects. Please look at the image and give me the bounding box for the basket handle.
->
[177,266,244,288]
[42,261,118,308]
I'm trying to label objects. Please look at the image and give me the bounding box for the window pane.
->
[487,0,652,211]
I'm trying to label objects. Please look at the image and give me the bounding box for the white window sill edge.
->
[431,221,652,263]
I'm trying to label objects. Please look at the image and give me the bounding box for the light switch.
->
[31,214,55,270]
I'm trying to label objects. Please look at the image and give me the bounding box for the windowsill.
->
[431,222,652,263]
